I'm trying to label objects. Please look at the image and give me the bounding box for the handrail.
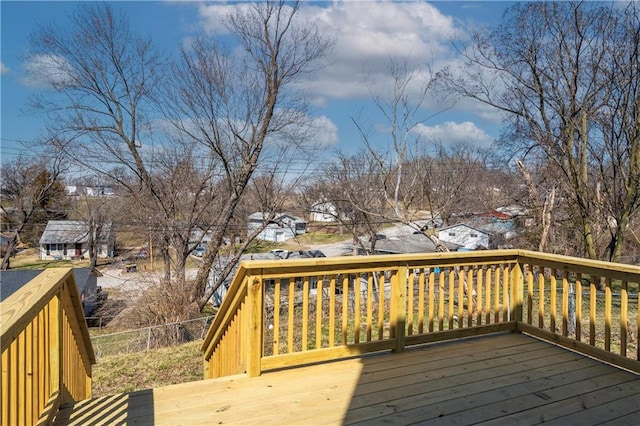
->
[1,268,95,425]
[202,249,640,379]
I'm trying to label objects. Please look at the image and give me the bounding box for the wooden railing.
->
[1,268,95,426]
[202,249,640,379]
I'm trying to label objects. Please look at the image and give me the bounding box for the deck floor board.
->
[54,332,640,425]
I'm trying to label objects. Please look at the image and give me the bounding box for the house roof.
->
[0,268,102,302]
[248,212,305,223]
[438,223,492,236]
[370,234,460,255]
[39,221,89,244]
[480,210,513,220]
[39,220,112,245]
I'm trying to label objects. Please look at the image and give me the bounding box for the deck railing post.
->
[510,260,524,324]
[246,273,264,377]
[49,295,62,404]
[391,266,407,353]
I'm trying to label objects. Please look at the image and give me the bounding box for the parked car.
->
[193,246,206,257]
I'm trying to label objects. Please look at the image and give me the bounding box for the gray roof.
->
[438,223,492,235]
[0,268,102,302]
[39,221,89,244]
[372,234,460,255]
[39,220,112,245]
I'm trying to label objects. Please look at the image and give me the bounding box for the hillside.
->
[92,340,203,397]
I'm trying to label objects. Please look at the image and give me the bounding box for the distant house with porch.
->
[438,223,492,250]
[247,212,306,242]
[39,220,115,260]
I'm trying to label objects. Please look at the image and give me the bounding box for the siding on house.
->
[438,223,492,250]
[310,201,337,222]
[247,213,306,242]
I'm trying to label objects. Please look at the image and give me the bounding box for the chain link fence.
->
[91,316,214,359]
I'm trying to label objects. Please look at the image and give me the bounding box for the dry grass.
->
[91,340,203,397]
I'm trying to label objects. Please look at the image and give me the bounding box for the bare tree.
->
[0,155,67,270]
[27,2,331,315]
[163,1,332,310]
[312,152,389,255]
[444,1,640,262]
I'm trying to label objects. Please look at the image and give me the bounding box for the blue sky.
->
[1,1,514,163]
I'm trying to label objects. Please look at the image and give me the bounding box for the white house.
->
[438,223,492,250]
[310,201,337,223]
[247,212,306,242]
[39,220,115,260]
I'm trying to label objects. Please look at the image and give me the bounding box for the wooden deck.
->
[55,332,640,425]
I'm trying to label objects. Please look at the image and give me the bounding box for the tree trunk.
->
[0,234,18,271]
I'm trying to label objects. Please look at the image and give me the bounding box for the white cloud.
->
[197,2,464,101]
[306,115,339,149]
[22,54,75,88]
[414,121,494,147]
[0,62,10,75]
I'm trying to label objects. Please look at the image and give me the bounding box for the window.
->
[63,244,67,255]
[46,244,51,255]
[448,232,456,237]
[470,233,478,238]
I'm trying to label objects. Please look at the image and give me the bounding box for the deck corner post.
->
[247,273,264,377]
[510,261,524,324]
[391,266,407,353]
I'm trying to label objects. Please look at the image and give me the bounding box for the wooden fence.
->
[202,250,640,378]
[1,268,95,426]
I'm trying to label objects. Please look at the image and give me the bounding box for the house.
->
[247,212,306,242]
[438,223,492,250]
[310,201,337,222]
[39,220,115,260]
[1,267,102,317]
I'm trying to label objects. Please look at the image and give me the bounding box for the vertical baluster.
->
[485,267,492,324]
[620,280,628,357]
[354,274,361,344]
[605,277,612,352]
[538,267,545,329]
[342,275,349,345]
[527,265,533,325]
[457,268,465,329]
[590,277,597,347]
[366,273,373,342]
[494,265,501,323]
[550,269,557,333]
[273,280,280,355]
[575,273,582,341]
[302,277,309,351]
[378,274,385,340]
[438,269,445,331]
[502,264,510,322]
[288,279,295,353]
[407,270,414,336]
[562,271,569,336]
[476,267,483,326]
[418,269,425,334]
[428,269,435,333]
[448,269,455,329]
[467,267,474,327]
[315,276,323,349]
[329,276,336,347]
